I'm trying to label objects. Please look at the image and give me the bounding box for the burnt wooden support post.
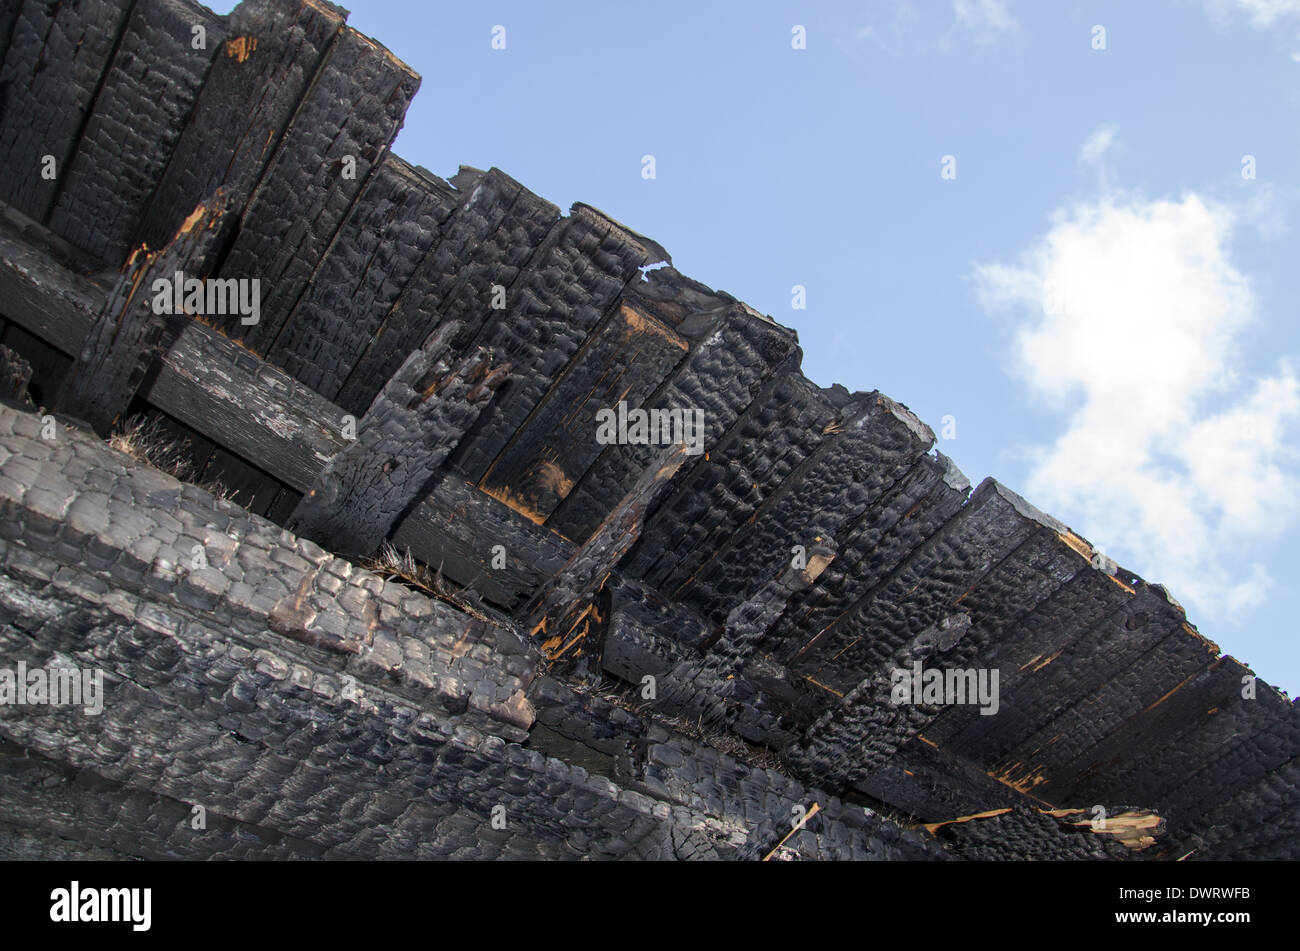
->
[58,190,232,435]
[523,442,689,657]
[287,321,508,558]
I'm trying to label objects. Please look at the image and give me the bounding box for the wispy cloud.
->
[951,0,1019,42]
[975,189,1299,618]
[1203,0,1300,26]
[1078,124,1118,166]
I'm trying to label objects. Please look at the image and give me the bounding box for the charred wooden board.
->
[960,585,1188,794]
[267,155,458,400]
[627,372,837,592]
[478,300,688,525]
[550,302,798,542]
[134,0,344,253]
[452,206,653,481]
[335,167,558,417]
[785,480,1065,703]
[0,0,134,221]
[48,0,225,265]
[1054,656,1255,807]
[390,473,572,610]
[225,25,420,352]
[760,453,970,658]
[679,393,934,622]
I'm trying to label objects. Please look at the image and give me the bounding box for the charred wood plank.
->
[522,442,688,656]
[0,0,21,58]
[784,480,1063,701]
[0,0,135,221]
[1055,656,1255,808]
[335,167,558,417]
[287,322,508,558]
[58,190,231,434]
[225,25,421,352]
[267,155,458,399]
[452,206,654,481]
[680,393,934,622]
[134,0,345,254]
[656,543,836,728]
[549,299,799,542]
[48,0,225,264]
[930,565,1136,760]
[627,372,836,589]
[389,473,572,610]
[761,452,970,655]
[478,300,688,524]
[785,613,979,793]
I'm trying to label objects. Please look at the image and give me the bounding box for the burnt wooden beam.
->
[335,167,558,417]
[627,372,836,589]
[655,542,836,727]
[785,613,978,793]
[548,298,799,542]
[678,393,934,622]
[523,442,689,655]
[478,300,689,524]
[0,0,135,221]
[224,25,421,352]
[760,452,970,657]
[452,205,655,482]
[267,155,459,399]
[288,322,508,558]
[134,0,345,255]
[48,0,225,265]
[58,190,231,435]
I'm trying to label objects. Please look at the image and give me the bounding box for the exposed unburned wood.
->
[288,321,508,558]
[59,190,232,434]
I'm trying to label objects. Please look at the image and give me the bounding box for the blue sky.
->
[216,1,1299,691]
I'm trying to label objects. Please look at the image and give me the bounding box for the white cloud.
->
[952,0,1019,39]
[1078,124,1118,166]
[975,193,1300,619]
[1203,0,1300,26]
